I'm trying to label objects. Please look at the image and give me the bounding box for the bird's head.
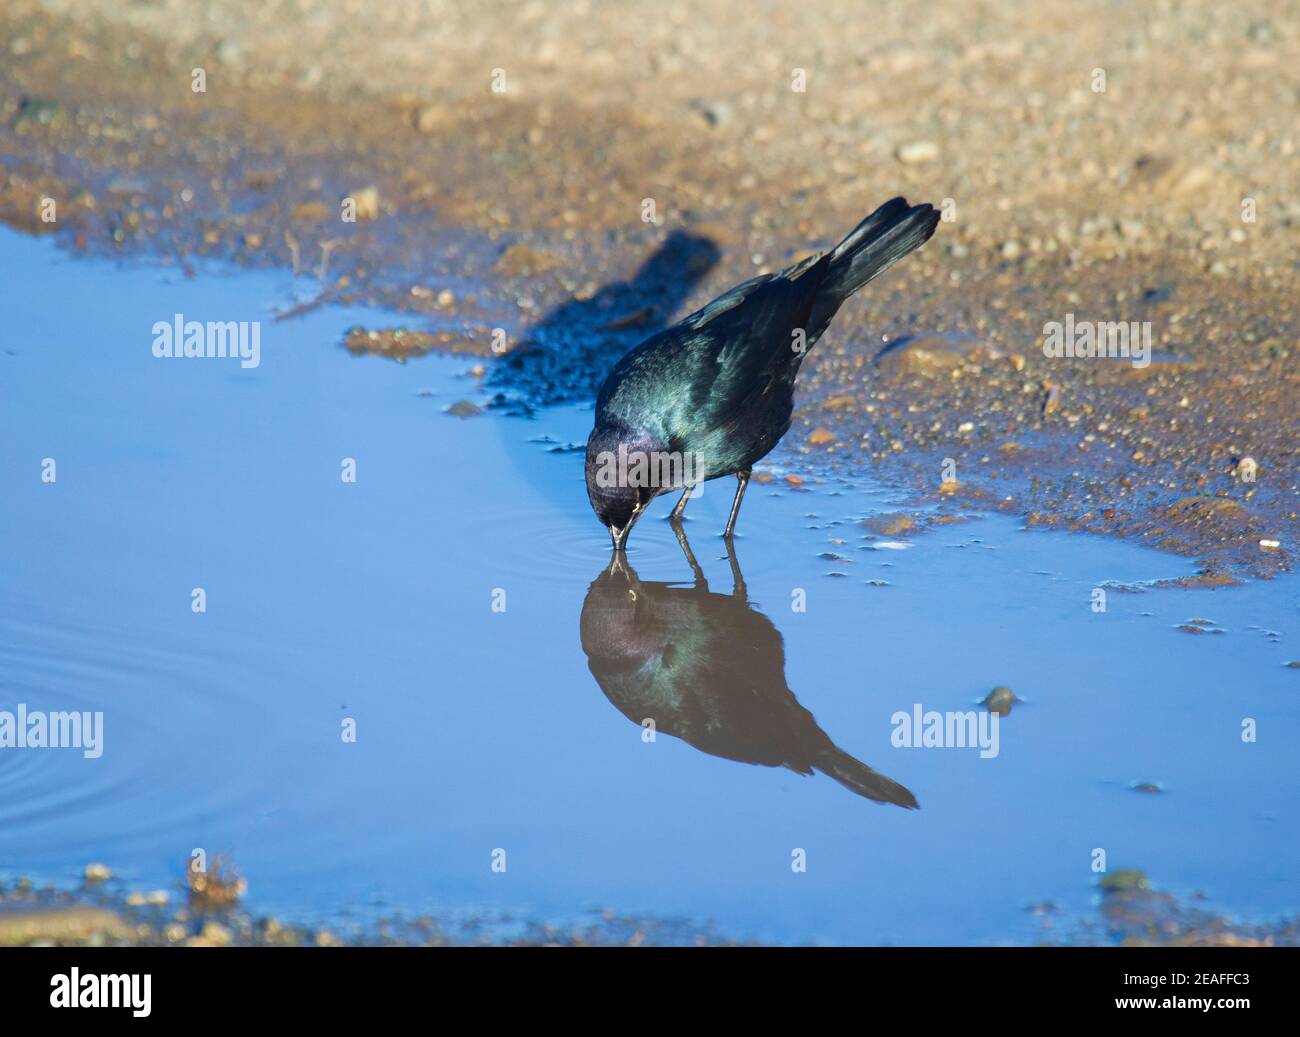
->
[585,423,664,548]
[580,559,671,672]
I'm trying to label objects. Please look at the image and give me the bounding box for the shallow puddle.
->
[1,229,1296,944]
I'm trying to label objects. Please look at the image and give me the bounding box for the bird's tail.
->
[808,197,940,336]
[814,745,919,809]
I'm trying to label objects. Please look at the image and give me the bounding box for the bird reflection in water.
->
[579,530,918,808]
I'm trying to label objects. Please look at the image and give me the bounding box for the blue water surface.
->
[1,229,1296,944]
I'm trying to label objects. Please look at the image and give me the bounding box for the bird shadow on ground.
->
[487,231,721,413]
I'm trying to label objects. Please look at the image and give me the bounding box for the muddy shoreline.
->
[5,865,1296,947]
[2,0,1296,582]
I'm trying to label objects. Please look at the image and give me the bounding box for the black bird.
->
[586,197,940,550]
[579,531,918,807]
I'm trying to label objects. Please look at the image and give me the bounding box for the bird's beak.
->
[607,501,645,553]
[605,551,629,579]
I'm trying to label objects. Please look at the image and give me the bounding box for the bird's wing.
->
[677,272,777,331]
[677,250,824,333]
[689,256,829,420]
[595,252,829,441]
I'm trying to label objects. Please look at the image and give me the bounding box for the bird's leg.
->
[723,535,747,600]
[722,469,752,539]
[668,484,694,522]
[672,519,707,587]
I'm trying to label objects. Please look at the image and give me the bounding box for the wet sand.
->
[1,0,1296,577]
[7,867,1296,947]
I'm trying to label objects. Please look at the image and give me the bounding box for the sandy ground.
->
[1,0,1297,577]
